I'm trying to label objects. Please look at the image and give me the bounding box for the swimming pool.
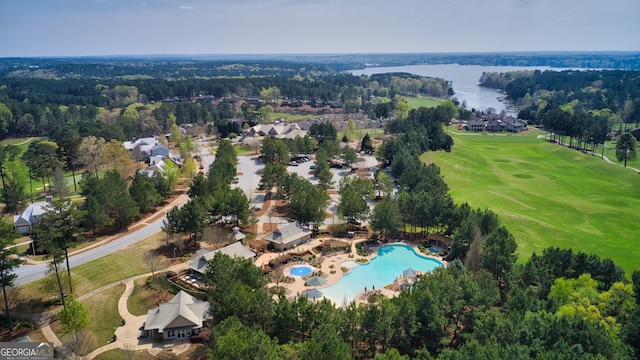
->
[289,265,314,277]
[428,247,440,254]
[320,244,443,304]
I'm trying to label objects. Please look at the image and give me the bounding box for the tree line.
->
[479,69,640,130]
[0,68,451,142]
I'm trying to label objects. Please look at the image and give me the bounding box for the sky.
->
[1,0,639,57]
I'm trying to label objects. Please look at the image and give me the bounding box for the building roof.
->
[188,242,256,274]
[277,128,308,140]
[123,137,158,150]
[144,291,211,332]
[264,222,311,245]
[13,200,50,226]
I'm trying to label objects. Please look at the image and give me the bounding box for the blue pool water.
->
[320,244,444,304]
[290,265,313,277]
[428,247,440,254]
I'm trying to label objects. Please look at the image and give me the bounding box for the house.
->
[504,117,527,132]
[123,137,160,161]
[149,144,170,158]
[189,241,256,276]
[264,222,312,251]
[486,119,504,132]
[246,123,308,139]
[465,119,485,132]
[13,196,53,234]
[143,291,212,341]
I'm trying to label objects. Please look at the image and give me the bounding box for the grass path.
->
[421,129,640,275]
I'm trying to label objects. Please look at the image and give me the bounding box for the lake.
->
[349,64,570,113]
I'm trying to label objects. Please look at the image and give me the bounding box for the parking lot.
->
[234,152,381,230]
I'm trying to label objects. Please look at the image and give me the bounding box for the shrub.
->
[190,329,212,344]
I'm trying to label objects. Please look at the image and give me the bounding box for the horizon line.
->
[2,50,640,59]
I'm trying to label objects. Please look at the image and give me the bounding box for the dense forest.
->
[0,61,451,142]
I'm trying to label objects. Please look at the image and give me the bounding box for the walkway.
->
[41,262,192,359]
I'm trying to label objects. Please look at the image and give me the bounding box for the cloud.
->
[180,5,194,10]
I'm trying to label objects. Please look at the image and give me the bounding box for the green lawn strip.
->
[0,137,45,152]
[70,233,166,297]
[268,112,322,122]
[127,277,157,316]
[405,96,445,109]
[421,130,640,275]
[338,128,385,142]
[232,144,256,156]
[52,284,124,356]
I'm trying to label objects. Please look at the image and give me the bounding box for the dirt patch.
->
[253,197,271,217]
[262,222,278,234]
[270,200,288,217]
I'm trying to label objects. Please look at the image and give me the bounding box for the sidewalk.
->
[42,262,191,359]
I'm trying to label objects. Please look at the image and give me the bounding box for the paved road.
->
[14,216,167,286]
[13,142,214,287]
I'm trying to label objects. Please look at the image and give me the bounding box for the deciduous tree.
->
[615,133,637,167]
[102,139,134,179]
[77,136,106,177]
[58,296,89,339]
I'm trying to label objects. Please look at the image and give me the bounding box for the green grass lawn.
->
[338,128,386,142]
[269,112,322,122]
[0,137,45,153]
[405,96,445,109]
[17,233,169,303]
[52,284,124,356]
[421,129,640,275]
[127,277,157,316]
[70,233,169,296]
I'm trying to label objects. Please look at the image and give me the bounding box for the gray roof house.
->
[504,117,527,132]
[264,222,312,251]
[123,137,160,161]
[189,242,256,275]
[149,144,170,157]
[144,291,212,341]
[13,196,53,234]
[465,119,486,132]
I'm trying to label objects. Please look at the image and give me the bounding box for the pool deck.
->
[259,239,447,306]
